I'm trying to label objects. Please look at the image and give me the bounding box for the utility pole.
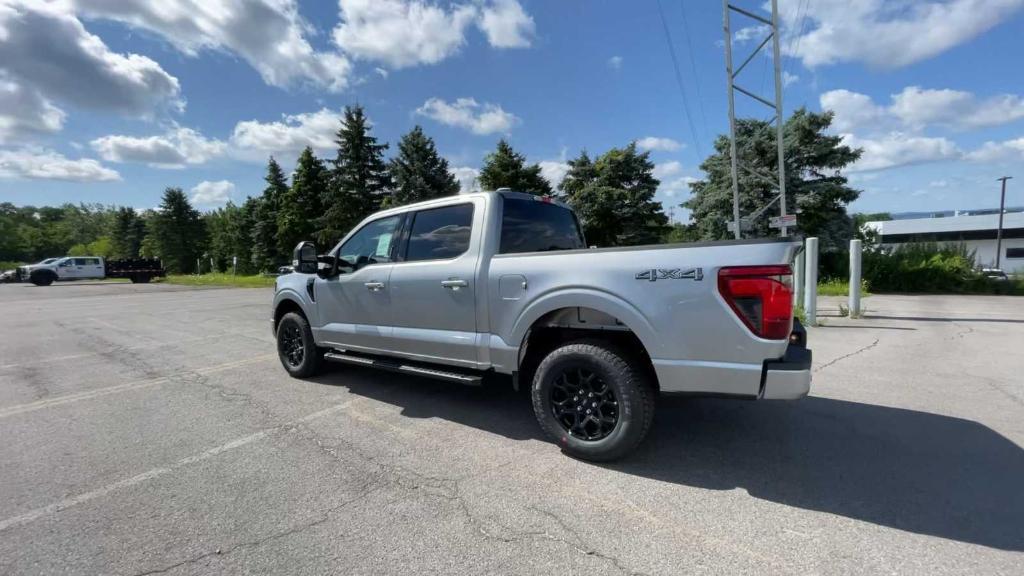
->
[996,176,1012,269]
[722,0,789,239]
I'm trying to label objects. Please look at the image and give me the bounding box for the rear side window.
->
[404,204,474,262]
[499,197,585,254]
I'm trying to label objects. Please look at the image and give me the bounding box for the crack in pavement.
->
[814,338,880,373]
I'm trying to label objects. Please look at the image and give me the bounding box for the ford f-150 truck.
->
[272,191,811,460]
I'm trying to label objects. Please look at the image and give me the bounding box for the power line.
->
[655,0,704,159]
[677,1,711,148]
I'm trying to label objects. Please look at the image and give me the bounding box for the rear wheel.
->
[531,340,655,461]
[130,274,151,284]
[276,312,322,378]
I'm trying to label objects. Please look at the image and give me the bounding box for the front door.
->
[55,258,79,279]
[315,214,402,354]
[388,201,480,367]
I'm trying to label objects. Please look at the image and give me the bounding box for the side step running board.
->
[324,351,483,386]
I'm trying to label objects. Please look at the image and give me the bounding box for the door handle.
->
[364,281,385,291]
[441,279,468,290]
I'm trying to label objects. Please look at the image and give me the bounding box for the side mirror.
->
[316,254,338,278]
[293,241,318,274]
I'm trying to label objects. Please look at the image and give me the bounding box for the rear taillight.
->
[718,265,793,340]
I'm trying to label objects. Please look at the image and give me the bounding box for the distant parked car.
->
[981,268,1009,281]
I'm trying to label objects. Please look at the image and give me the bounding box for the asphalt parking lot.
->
[0,282,1021,575]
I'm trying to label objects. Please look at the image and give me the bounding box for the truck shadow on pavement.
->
[315,366,1024,552]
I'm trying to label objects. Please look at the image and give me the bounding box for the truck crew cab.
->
[273,191,811,461]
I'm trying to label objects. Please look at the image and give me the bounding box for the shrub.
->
[861,242,1020,294]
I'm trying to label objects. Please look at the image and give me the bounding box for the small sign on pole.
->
[769,214,798,229]
[232,256,238,276]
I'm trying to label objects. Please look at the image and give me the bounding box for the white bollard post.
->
[793,250,805,308]
[804,237,818,327]
[849,239,862,318]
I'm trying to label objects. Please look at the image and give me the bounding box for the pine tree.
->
[147,188,206,273]
[385,126,459,207]
[252,157,288,271]
[562,143,668,247]
[110,206,146,258]
[278,147,328,251]
[320,105,392,243]
[205,200,258,274]
[478,139,552,195]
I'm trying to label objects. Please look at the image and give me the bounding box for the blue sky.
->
[1,0,1023,221]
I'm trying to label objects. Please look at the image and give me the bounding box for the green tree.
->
[320,105,392,243]
[478,139,552,195]
[684,108,862,251]
[147,188,206,273]
[110,206,146,258]
[278,147,328,251]
[561,143,669,246]
[205,200,258,274]
[252,157,288,271]
[385,125,459,208]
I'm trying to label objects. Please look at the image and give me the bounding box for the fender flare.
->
[509,288,661,362]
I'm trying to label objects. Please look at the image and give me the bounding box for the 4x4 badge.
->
[635,268,703,282]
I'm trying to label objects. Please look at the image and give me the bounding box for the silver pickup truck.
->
[272,191,811,460]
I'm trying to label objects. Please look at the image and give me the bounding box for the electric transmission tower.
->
[722,0,790,238]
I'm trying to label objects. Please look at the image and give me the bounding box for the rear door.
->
[387,201,480,367]
[81,258,104,279]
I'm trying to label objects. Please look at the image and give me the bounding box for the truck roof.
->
[372,190,572,219]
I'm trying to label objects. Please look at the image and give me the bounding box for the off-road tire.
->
[531,340,655,461]
[276,312,323,378]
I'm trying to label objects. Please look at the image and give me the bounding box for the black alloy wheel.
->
[549,367,619,441]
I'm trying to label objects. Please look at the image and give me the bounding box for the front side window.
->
[405,204,474,262]
[59,259,74,267]
[337,215,401,270]
[499,197,585,254]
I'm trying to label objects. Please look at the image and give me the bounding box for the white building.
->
[864,212,1024,274]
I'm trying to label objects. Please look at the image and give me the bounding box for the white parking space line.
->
[0,354,276,418]
[0,400,356,533]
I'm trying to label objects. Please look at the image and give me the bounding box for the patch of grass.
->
[817,278,872,297]
[0,261,24,271]
[159,273,277,288]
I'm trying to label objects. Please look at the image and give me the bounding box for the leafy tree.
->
[663,222,701,244]
[384,126,459,208]
[147,188,206,273]
[561,143,669,246]
[684,108,862,251]
[68,236,114,258]
[278,147,328,251]
[478,139,552,195]
[853,212,892,245]
[205,200,258,274]
[252,157,288,271]
[110,207,146,258]
[320,105,392,244]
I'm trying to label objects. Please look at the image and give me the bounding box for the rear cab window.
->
[499,196,585,254]
[403,203,474,262]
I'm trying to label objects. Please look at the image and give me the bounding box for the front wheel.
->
[276,312,323,378]
[531,340,655,462]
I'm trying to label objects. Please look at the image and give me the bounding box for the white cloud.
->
[780,0,1024,69]
[636,137,683,152]
[539,160,570,190]
[607,56,623,70]
[0,1,182,116]
[190,180,235,208]
[334,0,533,69]
[0,148,120,182]
[782,71,799,87]
[230,108,342,159]
[653,161,682,180]
[416,98,518,135]
[965,137,1024,162]
[451,166,480,193]
[0,75,65,144]
[91,127,225,168]
[821,86,1024,133]
[333,0,477,68]
[734,24,769,43]
[841,132,961,171]
[73,0,352,92]
[478,0,534,48]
